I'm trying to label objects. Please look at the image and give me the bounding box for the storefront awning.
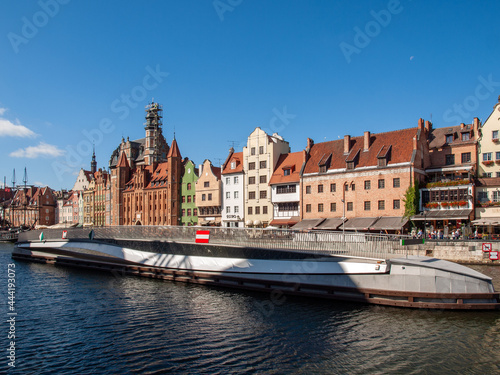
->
[411,209,472,221]
[291,218,325,230]
[314,218,344,230]
[471,218,500,226]
[369,216,408,231]
[269,217,300,227]
[340,217,379,231]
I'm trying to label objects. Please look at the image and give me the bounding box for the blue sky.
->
[1,0,499,190]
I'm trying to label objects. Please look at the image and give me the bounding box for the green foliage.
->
[403,180,420,224]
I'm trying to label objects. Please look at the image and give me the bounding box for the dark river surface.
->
[1,242,499,374]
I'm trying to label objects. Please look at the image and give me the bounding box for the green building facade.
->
[181,160,199,226]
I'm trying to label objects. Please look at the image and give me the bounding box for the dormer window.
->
[283,168,291,176]
[318,153,332,173]
[446,134,454,144]
[231,161,236,169]
[461,132,470,141]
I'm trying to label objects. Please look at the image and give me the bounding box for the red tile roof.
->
[167,138,181,158]
[222,152,244,175]
[303,127,418,174]
[117,151,129,168]
[269,151,304,184]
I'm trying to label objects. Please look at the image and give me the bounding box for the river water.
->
[1,242,499,374]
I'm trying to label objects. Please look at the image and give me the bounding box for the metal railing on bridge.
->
[18,226,412,259]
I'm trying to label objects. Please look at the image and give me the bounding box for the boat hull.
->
[13,236,500,310]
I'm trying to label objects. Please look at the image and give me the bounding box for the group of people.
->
[415,228,461,240]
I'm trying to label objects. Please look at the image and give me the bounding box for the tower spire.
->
[91,143,97,174]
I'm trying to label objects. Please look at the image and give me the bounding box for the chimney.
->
[425,120,432,132]
[344,135,351,154]
[418,118,424,131]
[473,117,480,131]
[363,131,370,151]
[460,123,465,129]
[306,137,314,153]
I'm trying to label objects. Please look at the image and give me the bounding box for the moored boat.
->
[13,226,500,310]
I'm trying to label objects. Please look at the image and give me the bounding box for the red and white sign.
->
[62,230,68,239]
[482,243,492,252]
[489,251,499,260]
[195,230,210,243]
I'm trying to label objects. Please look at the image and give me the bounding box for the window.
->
[351,184,355,191]
[231,161,236,169]
[393,199,400,209]
[226,206,230,213]
[445,154,455,165]
[347,202,353,211]
[248,207,253,215]
[393,178,400,188]
[226,192,230,199]
[260,175,267,184]
[461,132,470,141]
[344,184,349,192]
[446,134,454,143]
[260,191,267,199]
[249,176,255,184]
[364,180,371,190]
[484,173,492,178]
[319,165,328,173]
[187,209,191,216]
[208,193,212,201]
[330,183,336,192]
[483,153,492,161]
[306,204,311,213]
[462,152,471,163]
[259,146,264,154]
[263,206,268,214]
[318,184,324,193]
[378,200,385,210]
[249,191,256,199]
[493,130,499,140]
[478,191,488,203]
[234,176,239,184]
[204,181,209,188]
[202,194,206,201]
[497,172,500,178]
[187,196,191,203]
[234,206,239,213]
[255,206,260,214]
[251,147,256,155]
[277,185,296,194]
[378,179,385,189]
[260,161,267,169]
[182,209,185,217]
[493,191,500,203]
[249,162,255,170]
[496,152,500,160]
[283,168,291,176]
[306,185,311,194]
[318,203,324,212]
[182,196,186,203]
[187,183,191,190]
[330,202,336,212]
[364,201,371,211]
[234,191,239,199]
[226,177,230,185]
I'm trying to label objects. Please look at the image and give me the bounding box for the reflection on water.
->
[1,243,499,374]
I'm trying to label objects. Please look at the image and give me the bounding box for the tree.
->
[403,180,420,226]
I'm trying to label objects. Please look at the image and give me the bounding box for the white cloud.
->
[0,108,7,115]
[0,118,37,138]
[9,142,65,159]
